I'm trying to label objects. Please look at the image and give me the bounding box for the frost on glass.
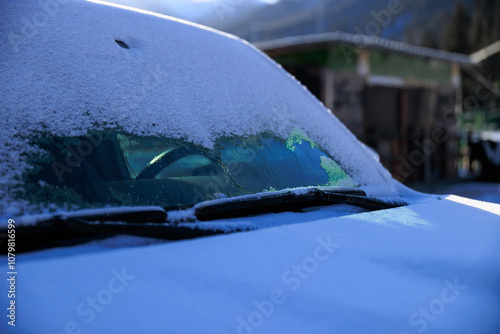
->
[319,156,357,187]
[285,129,357,188]
[285,129,318,152]
[17,129,357,214]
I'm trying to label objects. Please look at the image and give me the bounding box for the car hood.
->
[2,195,500,334]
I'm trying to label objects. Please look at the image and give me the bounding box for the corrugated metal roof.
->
[255,31,474,66]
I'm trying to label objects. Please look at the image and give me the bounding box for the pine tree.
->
[442,1,472,54]
[468,9,488,50]
[422,29,439,49]
[492,2,500,42]
[491,3,500,96]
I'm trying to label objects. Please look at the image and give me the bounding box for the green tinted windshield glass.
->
[21,129,356,211]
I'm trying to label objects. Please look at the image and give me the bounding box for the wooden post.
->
[321,68,335,111]
[451,63,461,114]
[356,49,370,78]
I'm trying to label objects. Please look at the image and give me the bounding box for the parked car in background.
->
[1,1,500,333]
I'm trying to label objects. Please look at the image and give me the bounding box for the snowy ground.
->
[410,181,500,204]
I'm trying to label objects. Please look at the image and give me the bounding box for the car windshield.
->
[20,129,357,212]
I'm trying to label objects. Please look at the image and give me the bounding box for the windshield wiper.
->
[193,187,406,221]
[1,207,168,253]
[3,204,255,254]
[2,188,406,254]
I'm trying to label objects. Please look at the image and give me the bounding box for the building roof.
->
[470,40,500,63]
[255,31,475,66]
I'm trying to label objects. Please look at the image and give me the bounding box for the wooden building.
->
[256,32,474,183]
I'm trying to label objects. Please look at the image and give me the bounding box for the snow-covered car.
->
[1,1,500,333]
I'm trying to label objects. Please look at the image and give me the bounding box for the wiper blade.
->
[65,188,402,239]
[194,187,406,221]
[65,219,238,242]
[3,188,405,253]
[1,206,167,253]
[62,206,168,222]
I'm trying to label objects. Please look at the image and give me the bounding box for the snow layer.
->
[412,182,500,205]
[2,196,499,334]
[0,0,399,217]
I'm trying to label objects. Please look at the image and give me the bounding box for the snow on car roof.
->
[0,0,407,217]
